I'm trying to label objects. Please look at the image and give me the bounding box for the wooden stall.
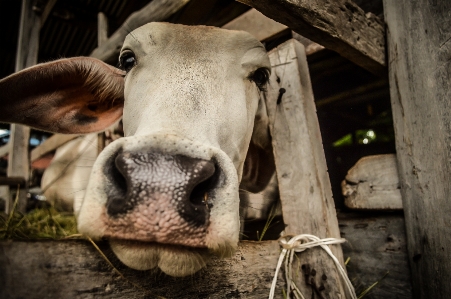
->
[2,0,448,298]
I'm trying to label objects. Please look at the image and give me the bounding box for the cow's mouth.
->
[109,238,211,276]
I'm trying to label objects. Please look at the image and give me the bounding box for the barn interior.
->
[0,0,394,209]
[0,1,410,298]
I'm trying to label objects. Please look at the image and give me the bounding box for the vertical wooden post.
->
[266,39,346,298]
[384,0,451,298]
[97,12,108,155]
[6,0,40,213]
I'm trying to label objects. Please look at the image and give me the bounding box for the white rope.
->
[268,234,357,299]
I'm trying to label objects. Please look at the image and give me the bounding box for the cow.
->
[41,122,123,212]
[0,22,275,277]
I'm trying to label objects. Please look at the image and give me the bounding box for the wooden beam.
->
[237,0,386,76]
[7,0,40,214]
[39,0,57,27]
[0,144,9,158]
[342,154,403,210]
[266,39,347,298]
[0,214,412,298]
[222,8,288,42]
[97,12,108,47]
[384,0,451,297]
[97,12,108,155]
[90,0,190,64]
[0,177,27,187]
[30,134,80,162]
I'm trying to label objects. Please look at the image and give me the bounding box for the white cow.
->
[0,23,275,277]
[41,122,123,211]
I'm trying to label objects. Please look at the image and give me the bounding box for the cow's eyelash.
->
[248,68,270,92]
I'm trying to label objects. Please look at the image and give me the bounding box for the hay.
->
[0,193,79,240]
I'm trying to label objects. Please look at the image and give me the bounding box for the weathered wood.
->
[90,0,190,64]
[0,213,412,298]
[291,32,325,56]
[6,0,40,213]
[384,0,451,298]
[339,212,412,299]
[0,177,26,187]
[222,8,288,42]
[97,12,108,47]
[30,134,80,162]
[0,240,284,299]
[39,0,57,27]
[237,0,386,76]
[0,144,9,158]
[342,154,403,210]
[266,39,346,298]
[97,12,108,155]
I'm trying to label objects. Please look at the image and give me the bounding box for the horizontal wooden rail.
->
[0,176,26,187]
[237,0,386,76]
[30,134,80,162]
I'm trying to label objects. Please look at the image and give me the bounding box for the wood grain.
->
[266,39,346,298]
[237,0,386,76]
[6,0,39,213]
[342,154,403,210]
[384,0,451,297]
[0,213,412,298]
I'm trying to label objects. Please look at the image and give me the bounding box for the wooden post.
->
[384,0,451,298]
[266,39,347,298]
[6,0,40,213]
[97,12,108,155]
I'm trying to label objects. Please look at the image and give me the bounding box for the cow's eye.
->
[249,68,270,91]
[119,51,136,72]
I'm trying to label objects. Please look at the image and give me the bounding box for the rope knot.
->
[269,234,357,299]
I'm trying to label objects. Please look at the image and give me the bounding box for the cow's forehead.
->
[122,22,265,59]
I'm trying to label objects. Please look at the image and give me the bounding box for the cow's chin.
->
[109,239,211,277]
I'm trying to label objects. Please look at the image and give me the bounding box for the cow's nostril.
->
[106,152,132,216]
[189,165,216,206]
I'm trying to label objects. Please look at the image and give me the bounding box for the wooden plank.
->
[222,8,288,42]
[339,212,412,298]
[237,0,386,76]
[0,213,412,298]
[0,144,9,158]
[222,9,324,56]
[90,0,191,64]
[0,240,284,299]
[266,39,346,298]
[6,0,40,213]
[383,0,451,298]
[7,125,29,214]
[40,0,57,27]
[30,134,80,162]
[0,177,26,187]
[97,12,108,47]
[342,154,403,210]
[97,12,108,155]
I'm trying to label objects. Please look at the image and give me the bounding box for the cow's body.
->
[0,23,274,277]
[41,134,97,211]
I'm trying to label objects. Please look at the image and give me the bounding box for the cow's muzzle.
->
[101,150,221,247]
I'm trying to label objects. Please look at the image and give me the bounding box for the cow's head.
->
[0,23,274,277]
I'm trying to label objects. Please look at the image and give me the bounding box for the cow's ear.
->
[240,94,275,193]
[0,57,124,134]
